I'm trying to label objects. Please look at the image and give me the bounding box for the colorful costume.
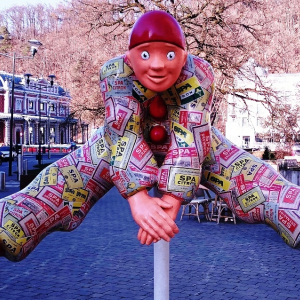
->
[202,127,300,248]
[100,53,214,200]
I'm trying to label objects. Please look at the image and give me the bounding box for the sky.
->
[0,0,67,11]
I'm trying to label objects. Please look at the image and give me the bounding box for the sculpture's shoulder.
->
[99,54,132,82]
[185,54,215,83]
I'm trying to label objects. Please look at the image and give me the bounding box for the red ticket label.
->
[281,186,300,210]
[158,168,169,190]
[39,188,63,210]
[132,140,151,161]
[278,210,298,233]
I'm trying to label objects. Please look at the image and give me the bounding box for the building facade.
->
[225,59,300,151]
[0,72,88,146]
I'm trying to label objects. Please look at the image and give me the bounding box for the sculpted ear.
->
[126,50,132,65]
[182,50,188,67]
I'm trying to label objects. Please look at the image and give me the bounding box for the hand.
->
[137,194,182,245]
[128,190,180,242]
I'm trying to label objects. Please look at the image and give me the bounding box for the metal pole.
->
[8,53,16,176]
[149,187,170,300]
[48,106,51,159]
[24,159,28,175]
[17,154,23,181]
[38,85,42,167]
[154,240,169,300]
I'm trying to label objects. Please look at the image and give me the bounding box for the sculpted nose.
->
[150,56,165,70]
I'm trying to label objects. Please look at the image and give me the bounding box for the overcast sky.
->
[0,0,67,11]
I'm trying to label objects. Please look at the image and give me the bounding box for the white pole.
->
[149,187,170,300]
[154,240,169,300]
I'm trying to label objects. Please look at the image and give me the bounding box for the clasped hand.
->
[128,189,181,245]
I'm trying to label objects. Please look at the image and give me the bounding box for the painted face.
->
[127,42,187,92]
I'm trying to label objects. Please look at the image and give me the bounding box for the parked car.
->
[0,146,17,161]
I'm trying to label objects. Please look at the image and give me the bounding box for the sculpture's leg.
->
[201,126,300,248]
[0,126,114,262]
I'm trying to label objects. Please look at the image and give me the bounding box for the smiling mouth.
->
[148,75,166,82]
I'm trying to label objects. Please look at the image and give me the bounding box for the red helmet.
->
[128,10,186,50]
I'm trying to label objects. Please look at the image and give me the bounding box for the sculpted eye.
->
[167,51,175,60]
[141,51,150,60]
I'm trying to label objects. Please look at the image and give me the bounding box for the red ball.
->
[149,125,168,144]
[149,95,168,121]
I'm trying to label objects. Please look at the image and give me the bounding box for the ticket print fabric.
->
[100,53,214,201]
[202,127,300,248]
[0,53,214,261]
[0,51,299,262]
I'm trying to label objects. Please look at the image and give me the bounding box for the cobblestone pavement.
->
[1,185,300,300]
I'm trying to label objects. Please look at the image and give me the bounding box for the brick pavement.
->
[0,185,300,299]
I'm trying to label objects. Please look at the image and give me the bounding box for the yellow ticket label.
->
[114,136,129,162]
[211,131,222,152]
[220,166,233,180]
[168,167,200,192]
[169,107,180,123]
[100,57,124,80]
[71,202,84,213]
[241,161,263,181]
[174,173,199,187]
[133,81,156,102]
[60,165,83,189]
[232,158,251,172]
[176,76,205,105]
[176,76,199,96]
[126,114,140,134]
[237,187,265,213]
[0,229,22,255]
[95,137,109,158]
[40,167,58,186]
[4,220,24,239]
[16,236,30,245]
[171,122,194,146]
[23,175,43,196]
[118,62,133,78]
[241,191,261,208]
[62,184,88,203]
[110,131,136,170]
[161,86,181,106]
[204,171,231,191]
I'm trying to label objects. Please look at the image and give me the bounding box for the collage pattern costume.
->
[100,53,214,200]
[0,52,299,262]
[0,53,214,261]
[202,127,300,248]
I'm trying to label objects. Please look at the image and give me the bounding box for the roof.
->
[0,71,70,98]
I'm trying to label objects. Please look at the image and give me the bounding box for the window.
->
[29,101,33,109]
[243,136,250,148]
[60,105,66,115]
[16,99,22,111]
[257,117,263,127]
[40,102,45,111]
[242,117,249,127]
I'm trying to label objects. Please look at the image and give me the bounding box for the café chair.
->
[180,186,214,223]
[210,195,236,224]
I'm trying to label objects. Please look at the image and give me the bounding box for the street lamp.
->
[24,74,55,167]
[47,74,56,159]
[0,36,42,176]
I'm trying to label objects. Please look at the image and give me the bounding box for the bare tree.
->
[0,0,299,132]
